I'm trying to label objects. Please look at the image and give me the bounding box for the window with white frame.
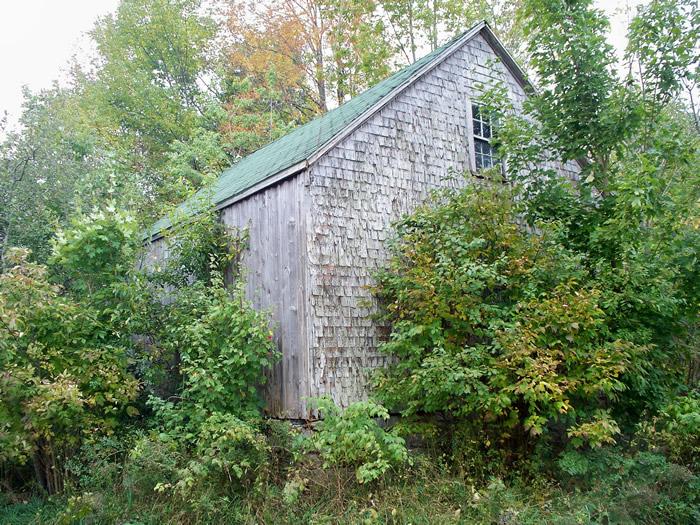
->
[471,103,499,171]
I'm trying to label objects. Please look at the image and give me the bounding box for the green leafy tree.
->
[379,0,526,64]
[84,0,224,209]
[627,0,699,127]
[519,0,637,178]
[120,209,280,503]
[0,245,140,494]
[0,87,136,264]
[90,0,217,154]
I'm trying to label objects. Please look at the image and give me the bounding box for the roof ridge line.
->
[305,21,487,167]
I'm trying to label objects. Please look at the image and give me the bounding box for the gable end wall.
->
[304,31,579,407]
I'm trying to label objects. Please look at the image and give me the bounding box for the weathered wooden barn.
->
[146,21,580,419]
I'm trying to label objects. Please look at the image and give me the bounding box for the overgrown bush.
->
[0,247,140,494]
[169,413,270,494]
[121,433,184,499]
[371,0,699,471]
[558,449,700,524]
[372,181,650,462]
[154,277,276,421]
[65,432,138,493]
[0,203,278,503]
[637,390,700,471]
[297,398,410,484]
[120,209,279,507]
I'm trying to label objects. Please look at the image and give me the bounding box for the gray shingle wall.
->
[305,32,579,407]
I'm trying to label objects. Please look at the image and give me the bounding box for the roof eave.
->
[146,21,555,243]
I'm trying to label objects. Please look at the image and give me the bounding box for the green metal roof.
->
[148,25,484,238]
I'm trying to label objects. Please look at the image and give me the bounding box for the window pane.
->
[472,103,480,120]
[482,121,491,139]
[473,118,481,137]
[475,138,499,170]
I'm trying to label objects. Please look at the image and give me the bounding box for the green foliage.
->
[122,433,184,499]
[178,283,274,417]
[627,0,699,108]
[510,0,700,415]
[65,433,138,493]
[99,207,279,507]
[1,0,698,520]
[378,0,526,64]
[556,449,700,524]
[0,86,132,264]
[168,413,269,494]
[322,0,393,101]
[153,207,246,288]
[90,0,216,161]
[520,0,637,170]
[493,284,642,441]
[148,275,276,423]
[299,397,410,483]
[50,208,139,295]
[7,448,693,525]
[372,181,646,457]
[145,208,276,423]
[637,391,700,471]
[0,200,276,500]
[0,247,140,493]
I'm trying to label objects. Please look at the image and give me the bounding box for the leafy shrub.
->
[557,449,700,524]
[299,397,410,483]
[65,433,137,492]
[158,277,277,420]
[152,205,246,288]
[372,181,647,460]
[0,205,272,500]
[50,209,139,296]
[134,236,278,503]
[260,418,297,482]
[54,492,100,525]
[0,247,139,494]
[637,390,700,470]
[122,434,184,499]
[169,413,269,495]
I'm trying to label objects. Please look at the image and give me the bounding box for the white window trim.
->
[466,98,477,173]
[467,99,506,178]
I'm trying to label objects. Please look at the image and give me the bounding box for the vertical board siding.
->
[219,175,308,418]
[144,176,308,419]
[305,31,580,407]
